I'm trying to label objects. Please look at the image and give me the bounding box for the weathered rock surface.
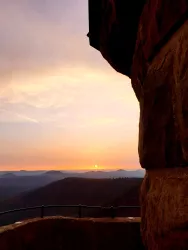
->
[88,2,188,250]
[140,168,188,250]
[138,20,188,170]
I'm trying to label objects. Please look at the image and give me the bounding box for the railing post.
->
[41,205,44,218]
[110,206,116,219]
[78,204,82,218]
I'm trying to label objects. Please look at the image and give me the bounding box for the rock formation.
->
[88,0,188,249]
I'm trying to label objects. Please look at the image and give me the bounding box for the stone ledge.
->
[0,216,144,250]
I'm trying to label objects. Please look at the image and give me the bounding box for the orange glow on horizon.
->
[0,164,140,172]
[0,1,140,172]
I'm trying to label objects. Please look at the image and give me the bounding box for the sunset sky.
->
[0,0,140,171]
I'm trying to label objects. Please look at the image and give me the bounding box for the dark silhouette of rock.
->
[88,0,146,77]
[88,1,188,249]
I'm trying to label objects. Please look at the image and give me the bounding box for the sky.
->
[0,0,140,171]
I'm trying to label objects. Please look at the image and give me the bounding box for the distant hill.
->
[43,171,65,178]
[44,170,64,175]
[0,178,142,226]
[0,173,16,178]
[0,169,144,203]
[0,174,65,202]
[42,169,145,179]
[78,169,145,179]
[16,170,46,176]
[0,169,145,178]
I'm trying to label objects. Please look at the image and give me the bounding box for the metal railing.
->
[0,204,140,220]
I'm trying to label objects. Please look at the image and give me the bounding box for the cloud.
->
[0,0,104,80]
[0,108,39,123]
[0,1,140,170]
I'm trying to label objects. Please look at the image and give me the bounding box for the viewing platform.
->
[0,216,143,250]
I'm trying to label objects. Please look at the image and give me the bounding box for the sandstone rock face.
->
[88,3,188,250]
[88,0,145,77]
[138,20,188,170]
[138,20,188,249]
[140,168,188,250]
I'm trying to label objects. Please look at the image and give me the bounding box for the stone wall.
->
[0,217,144,250]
